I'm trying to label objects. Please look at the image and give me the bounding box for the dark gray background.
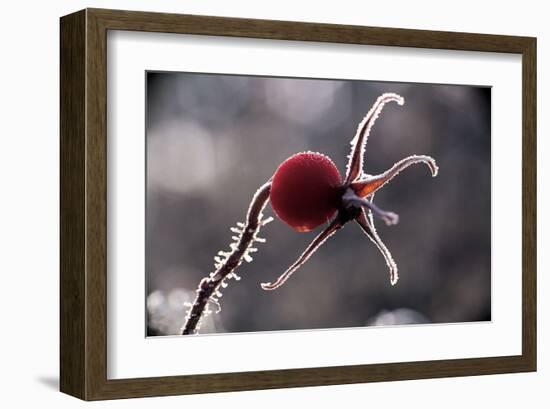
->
[145,72,491,336]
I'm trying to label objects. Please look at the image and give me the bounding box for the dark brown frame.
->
[60,8,537,400]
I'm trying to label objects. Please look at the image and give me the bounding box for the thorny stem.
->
[181,181,272,335]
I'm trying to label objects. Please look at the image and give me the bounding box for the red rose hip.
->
[270,152,342,232]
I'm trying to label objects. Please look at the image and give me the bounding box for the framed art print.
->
[60,8,536,400]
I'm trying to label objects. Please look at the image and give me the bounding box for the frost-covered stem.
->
[181,181,272,335]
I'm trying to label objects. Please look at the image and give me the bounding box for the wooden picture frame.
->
[60,8,536,400]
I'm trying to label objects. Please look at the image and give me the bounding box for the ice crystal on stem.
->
[181,182,272,335]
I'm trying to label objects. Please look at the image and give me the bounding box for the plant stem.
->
[181,181,272,335]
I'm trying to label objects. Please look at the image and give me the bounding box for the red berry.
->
[270,152,342,232]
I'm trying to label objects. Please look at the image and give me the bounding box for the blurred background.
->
[145,71,491,336]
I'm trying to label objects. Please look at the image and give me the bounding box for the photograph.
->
[145,71,491,336]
